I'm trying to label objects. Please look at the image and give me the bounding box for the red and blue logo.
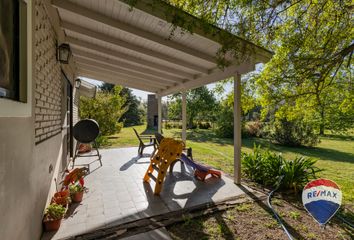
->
[302,179,342,225]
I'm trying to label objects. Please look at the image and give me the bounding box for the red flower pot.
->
[43,218,62,232]
[72,191,84,203]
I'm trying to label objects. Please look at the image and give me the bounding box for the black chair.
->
[133,128,156,156]
[154,132,164,146]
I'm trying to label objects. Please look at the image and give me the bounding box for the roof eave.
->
[119,0,273,63]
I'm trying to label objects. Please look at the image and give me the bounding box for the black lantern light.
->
[57,43,71,64]
[75,78,81,89]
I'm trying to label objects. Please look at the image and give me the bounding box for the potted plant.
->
[43,203,66,231]
[78,143,91,153]
[51,189,71,206]
[69,183,85,203]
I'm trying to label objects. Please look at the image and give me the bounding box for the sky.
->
[81,77,233,101]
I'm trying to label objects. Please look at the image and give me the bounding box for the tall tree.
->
[165,0,353,133]
[168,86,217,127]
[119,88,145,126]
[100,82,115,92]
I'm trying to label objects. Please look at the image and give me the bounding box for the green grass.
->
[105,125,354,204]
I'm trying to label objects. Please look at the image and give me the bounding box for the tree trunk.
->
[319,106,325,135]
[188,119,193,129]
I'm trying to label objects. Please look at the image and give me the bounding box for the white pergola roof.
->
[79,79,97,98]
[52,0,273,96]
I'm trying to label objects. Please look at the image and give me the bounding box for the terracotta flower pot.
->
[72,191,84,203]
[78,143,92,153]
[43,218,62,232]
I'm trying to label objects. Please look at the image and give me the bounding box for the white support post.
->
[234,73,242,184]
[181,91,187,143]
[157,95,162,134]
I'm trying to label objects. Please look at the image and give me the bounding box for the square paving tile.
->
[41,147,249,240]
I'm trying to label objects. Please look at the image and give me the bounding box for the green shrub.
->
[280,156,322,193]
[198,122,211,129]
[80,86,126,136]
[242,145,321,193]
[215,103,233,138]
[164,122,173,129]
[95,135,109,147]
[243,121,263,138]
[242,145,283,186]
[174,122,183,129]
[272,118,319,147]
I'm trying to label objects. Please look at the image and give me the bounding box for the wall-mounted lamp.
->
[75,79,81,89]
[57,43,71,64]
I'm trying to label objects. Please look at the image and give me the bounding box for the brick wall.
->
[34,0,62,144]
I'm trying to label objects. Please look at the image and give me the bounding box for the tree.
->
[165,0,353,134]
[214,75,261,138]
[100,82,115,92]
[215,96,234,138]
[79,86,127,136]
[119,88,145,126]
[168,86,217,128]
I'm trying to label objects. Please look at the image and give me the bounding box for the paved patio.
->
[42,146,249,239]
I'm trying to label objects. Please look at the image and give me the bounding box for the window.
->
[0,0,27,102]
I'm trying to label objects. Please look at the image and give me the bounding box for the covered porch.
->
[42,147,252,239]
[43,0,272,238]
[48,0,272,184]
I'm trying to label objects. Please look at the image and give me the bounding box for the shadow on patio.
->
[42,147,251,240]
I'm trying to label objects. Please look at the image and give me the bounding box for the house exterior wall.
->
[0,0,76,239]
[34,0,63,144]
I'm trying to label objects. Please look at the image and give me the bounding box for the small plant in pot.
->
[69,183,85,203]
[51,189,71,206]
[43,203,66,231]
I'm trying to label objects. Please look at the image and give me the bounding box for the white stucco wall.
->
[0,0,75,239]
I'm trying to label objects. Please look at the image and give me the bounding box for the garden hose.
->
[335,214,354,229]
[268,176,353,239]
[267,175,294,240]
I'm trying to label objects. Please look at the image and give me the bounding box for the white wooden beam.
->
[157,96,162,134]
[159,62,254,96]
[72,49,185,84]
[66,37,194,79]
[181,91,187,143]
[233,73,242,184]
[77,63,170,89]
[77,69,160,93]
[60,21,209,74]
[51,0,216,64]
[75,57,174,87]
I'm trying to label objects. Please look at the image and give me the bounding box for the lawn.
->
[104,125,354,205]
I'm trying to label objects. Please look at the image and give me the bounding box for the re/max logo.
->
[307,190,338,199]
